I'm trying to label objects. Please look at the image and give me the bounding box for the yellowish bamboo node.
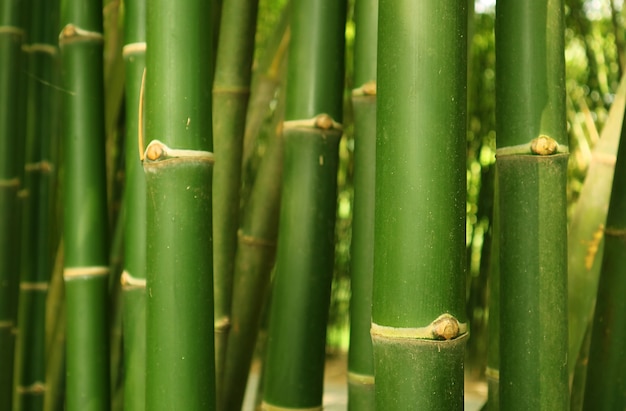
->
[25,160,54,173]
[58,24,103,45]
[121,270,146,289]
[352,81,377,96]
[0,26,25,35]
[0,321,13,329]
[284,114,343,131]
[122,42,146,57]
[371,314,468,341]
[605,227,626,238]
[20,282,48,291]
[143,140,214,163]
[215,317,231,333]
[348,371,375,385]
[22,43,57,55]
[485,367,500,381]
[0,177,20,188]
[213,85,250,95]
[261,402,322,411]
[238,230,276,247]
[496,136,568,157]
[16,382,46,394]
[63,266,109,280]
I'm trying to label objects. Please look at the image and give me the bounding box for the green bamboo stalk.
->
[261,1,346,409]
[144,0,215,408]
[495,1,569,409]
[373,2,468,410]
[347,0,377,409]
[212,0,259,402]
[121,0,146,408]
[220,16,289,410]
[487,174,500,411]
[582,99,626,410]
[14,1,59,409]
[567,74,626,380]
[59,0,110,408]
[221,124,284,411]
[0,0,25,408]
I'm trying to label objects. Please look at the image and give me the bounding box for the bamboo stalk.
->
[121,0,146,408]
[59,0,110,407]
[261,1,347,409]
[347,0,377,409]
[212,0,259,402]
[373,2,468,409]
[14,0,59,409]
[582,100,626,410]
[144,0,215,407]
[495,1,569,409]
[0,0,26,407]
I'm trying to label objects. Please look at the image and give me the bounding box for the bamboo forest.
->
[3,0,626,410]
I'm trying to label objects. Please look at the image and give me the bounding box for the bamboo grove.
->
[2,0,626,410]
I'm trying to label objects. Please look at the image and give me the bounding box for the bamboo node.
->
[347,371,375,386]
[63,266,109,280]
[485,367,500,381]
[22,43,58,55]
[20,281,49,291]
[59,24,104,45]
[261,402,322,411]
[16,382,46,394]
[238,230,276,248]
[431,315,461,340]
[283,114,343,131]
[352,81,377,96]
[215,317,231,333]
[605,226,626,238]
[0,177,20,188]
[0,26,25,36]
[122,42,146,57]
[371,314,467,341]
[25,160,54,173]
[0,320,13,329]
[143,140,214,163]
[531,135,558,155]
[121,270,146,289]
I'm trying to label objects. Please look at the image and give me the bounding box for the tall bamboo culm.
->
[348,0,377,409]
[0,0,24,408]
[59,0,110,408]
[261,1,346,409]
[495,1,569,409]
[144,0,215,408]
[14,0,59,409]
[212,0,259,403]
[582,99,626,410]
[373,1,468,409]
[121,0,146,409]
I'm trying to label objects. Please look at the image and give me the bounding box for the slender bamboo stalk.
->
[59,0,110,406]
[121,0,146,408]
[14,0,59,409]
[495,1,569,409]
[347,0,377,409]
[373,2,468,409]
[212,0,259,402]
[261,1,346,409]
[144,0,215,408]
[567,74,626,380]
[582,100,626,410]
[487,174,500,411]
[0,0,25,408]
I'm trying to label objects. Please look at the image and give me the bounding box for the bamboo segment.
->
[486,175,500,411]
[261,1,346,408]
[122,0,146,408]
[582,104,626,410]
[15,0,59,409]
[144,0,215,408]
[373,1,467,409]
[496,1,569,409]
[212,0,259,401]
[58,0,111,408]
[0,1,25,408]
[348,0,377,409]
